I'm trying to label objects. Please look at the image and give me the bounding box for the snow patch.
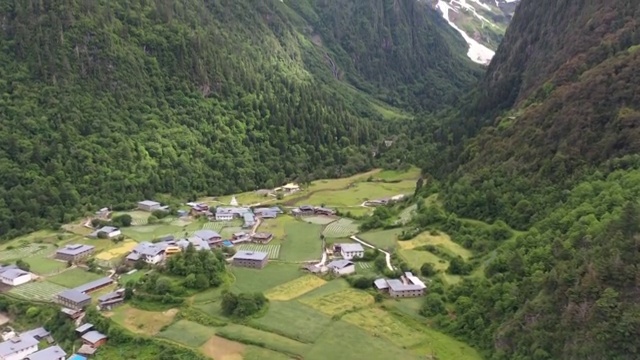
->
[437,1,495,64]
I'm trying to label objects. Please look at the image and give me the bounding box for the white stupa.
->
[230,196,238,206]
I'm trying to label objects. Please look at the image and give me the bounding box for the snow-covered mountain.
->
[433,0,520,64]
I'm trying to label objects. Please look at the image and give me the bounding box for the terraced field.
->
[322,218,359,238]
[9,281,68,302]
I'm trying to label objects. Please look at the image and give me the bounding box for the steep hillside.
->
[0,0,478,237]
[410,1,640,359]
[289,0,482,110]
[440,0,640,228]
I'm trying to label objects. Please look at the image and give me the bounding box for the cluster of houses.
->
[0,324,102,360]
[56,277,116,310]
[291,205,336,217]
[0,326,67,360]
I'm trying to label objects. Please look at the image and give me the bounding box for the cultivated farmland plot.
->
[0,244,52,261]
[302,216,336,225]
[201,222,226,231]
[358,262,372,269]
[131,218,148,226]
[236,244,281,259]
[265,275,326,301]
[322,218,359,238]
[300,289,374,316]
[9,281,69,302]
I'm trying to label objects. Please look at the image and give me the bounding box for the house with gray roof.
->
[88,226,121,239]
[126,242,166,264]
[81,330,107,347]
[0,268,31,286]
[75,324,94,335]
[326,259,355,275]
[215,207,251,221]
[253,207,281,218]
[25,345,66,360]
[21,327,49,341]
[187,236,211,251]
[193,230,221,242]
[0,334,38,360]
[73,277,114,294]
[55,244,95,262]
[232,251,269,269]
[337,243,365,260]
[375,272,426,298]
[138,200,161,212]
[56,290,91,310]
[97,289,125,311]
[242,212,256,229]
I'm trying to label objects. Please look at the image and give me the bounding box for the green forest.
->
[2,0,640,359]
[0,0,479,238]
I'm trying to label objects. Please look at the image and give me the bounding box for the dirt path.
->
[350,235,394,271]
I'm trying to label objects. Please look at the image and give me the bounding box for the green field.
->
[399,248,449,271]
[230,262,303,294]
[23,256,67,275]
[399,231,473,260]
[322,218,360,238]
[216,324,311,356]
[301,216,335,225]
[296,278,350,300]
[235,244,281,259]
[307,320,423,360]
[280,221,323,262]
[300,289,374,316]
[249,301,332,343]
[9,281,68,302]
[359,228,406,249]
[47,268,104,288]
[291,181,416,207]
[156,320,216,347]
[0,243,53,261]
[120,219,203,242]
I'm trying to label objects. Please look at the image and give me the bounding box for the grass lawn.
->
[299,289,374,316]
[107,304,178,335]
[259,216,296,240]
[301,216,336,225]
[23,255,66,275]
[216,324,311,357]
[231,262,304,294]
[399,231,473,260]
[47,268,103,288]
[156,320,216,348]
[399,248,449,271]
[264,275,326,301]
[307,320,422,360]
[280,221,323,262]
[249,301,332,343]
[359,228,406,249]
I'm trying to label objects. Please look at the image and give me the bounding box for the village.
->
[0,168,481,360]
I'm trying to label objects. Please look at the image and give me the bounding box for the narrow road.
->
[350,235,394,271]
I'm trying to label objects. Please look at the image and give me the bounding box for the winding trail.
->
[350,235,394,271]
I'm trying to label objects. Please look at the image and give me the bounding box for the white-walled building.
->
[338,243,365,260]
[126,242,166,264]
[0,334,38,360]
[0,266,31,287]
[326,260,355,276]
[89,226,121,239]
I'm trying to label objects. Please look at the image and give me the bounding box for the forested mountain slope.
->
[412,1,640,359]
[440,0,640,229]
[0,0,478,238]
